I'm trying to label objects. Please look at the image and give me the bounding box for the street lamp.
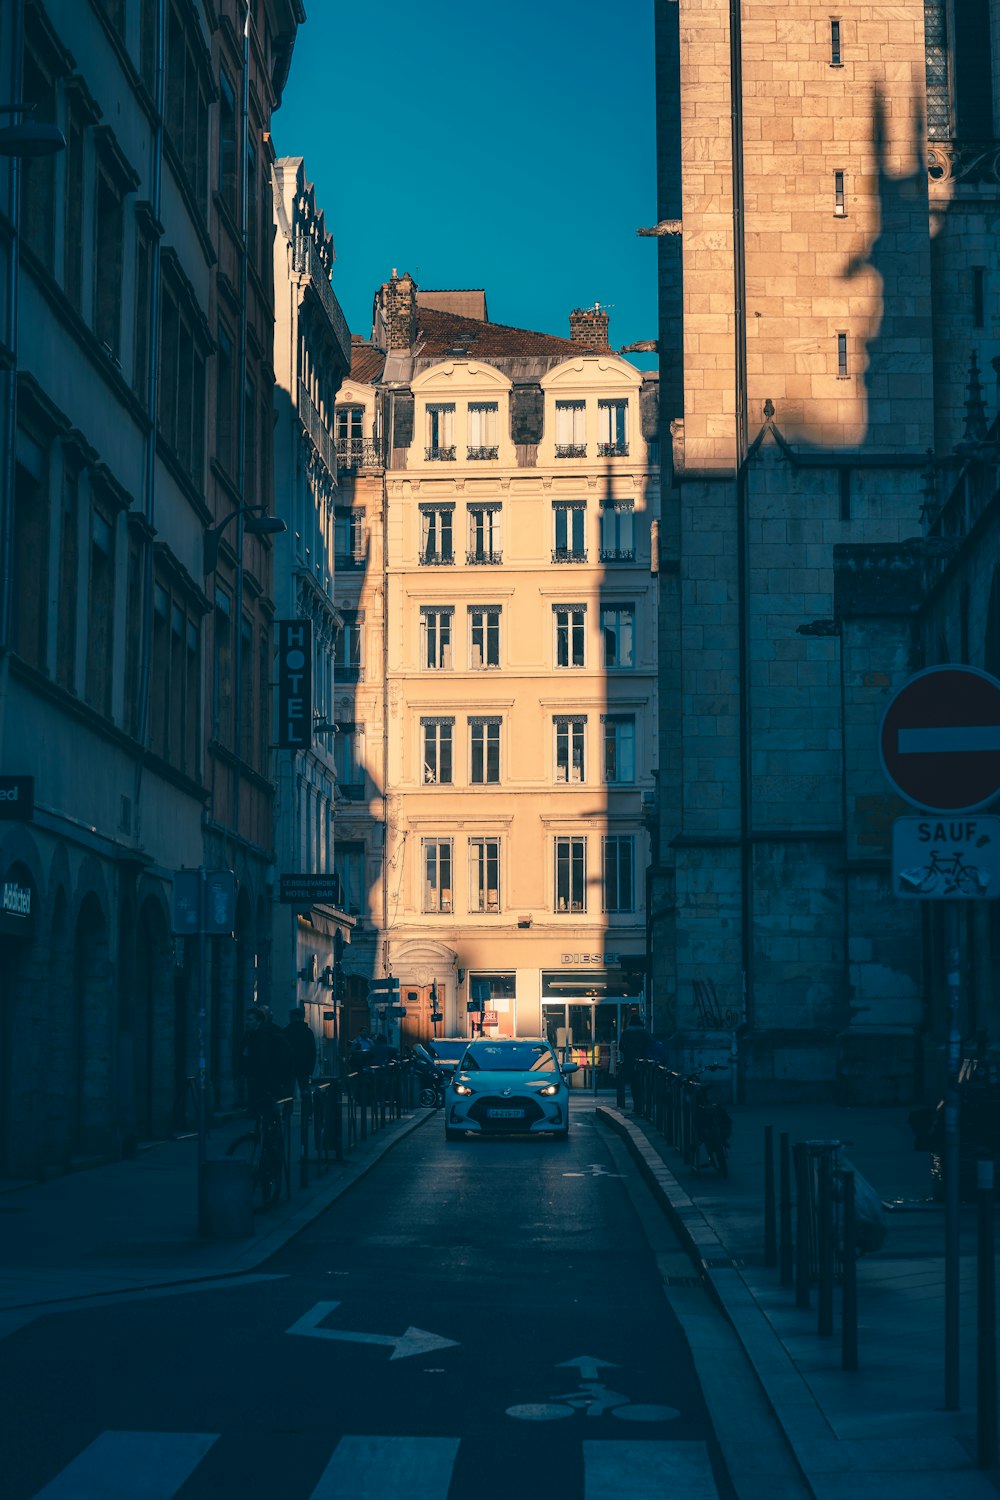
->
[203,503,286,574]
[0,106,65,158]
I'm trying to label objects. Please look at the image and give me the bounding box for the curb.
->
[596,1104,832,1494]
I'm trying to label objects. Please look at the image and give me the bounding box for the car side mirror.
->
[561,1062,579,1075]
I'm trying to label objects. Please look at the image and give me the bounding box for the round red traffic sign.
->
[879,666,1000,813]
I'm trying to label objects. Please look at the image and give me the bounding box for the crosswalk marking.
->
[30,1431,218,1499]
[309,1436,460,1499]
[583,1440,719,1500]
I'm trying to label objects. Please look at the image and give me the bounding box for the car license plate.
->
[487,1107,524,1119]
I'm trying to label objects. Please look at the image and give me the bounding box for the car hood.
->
[450,1070,562,1090]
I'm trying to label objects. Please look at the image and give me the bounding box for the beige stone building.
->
[652,0,1000,1100]
[334,276,660,1064]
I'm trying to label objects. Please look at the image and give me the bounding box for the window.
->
[165,3,209,214]
[420,607,453,669]
[218,70,237,215]
[469,838,501,914]
[601,604,635,668]
[555,400,586,457]
[470,718,501,784]
[239,613,254,754]
[600,501,634,561]
[603,715,635,784]
[57,464,80,690]
[833,170,846,216]
[336,406,365,466]
[243,375,257,505]
[422,840,453,914]
[554,604,586,667]
[12,431,49,670]
[837,332,849,378]
[86,505,116,715]
[553,503,587,562]
[421,718,453,785]
[468,402,499,459]
[598,399,629,457]
[603,836,635,913]
[246,136,258,266]
[334,842,366,916]
[335,723,366,800]
[555,716,586,784]
[469,606,500,668]
[20,27,57,272]
[420,504,454,565]
[158,271,207,485]
[140,0,158,93]
[554,837,586,913]
[213,588,233,743]
[335,508,366,568]
[830,18,842,65]
[124,533,144,737]
[216,322,236,472]
[94,162,124,359]
[426,403,456,460]
[335,612,363,680]
[467,504,502,564]
[64,93,87,311]
[133,224,155,403]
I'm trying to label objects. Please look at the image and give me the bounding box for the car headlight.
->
[538,1083,560,1096]
[453,1083,473,1096]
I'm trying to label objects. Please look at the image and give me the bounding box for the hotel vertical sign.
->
[276,619,313,750]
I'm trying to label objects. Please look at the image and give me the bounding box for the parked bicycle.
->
[685,1066,732,1178]
[226,1095,288,1209]
[409,1043,447,1108]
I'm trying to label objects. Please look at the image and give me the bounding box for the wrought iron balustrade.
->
[598,441,629,458]
[555,443,587,458]
[467,445,499,461]
[335,438,382,472]
[599,547,636,563]
[466,549,503,565]
[552,547,588,563]
[298,381,337,475]
[425,445,456,462]
[419,549,455,566]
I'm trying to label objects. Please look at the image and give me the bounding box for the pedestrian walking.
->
[618,1012,653,1112]
[284,1005,318,1094]
[240,1005,296,1112]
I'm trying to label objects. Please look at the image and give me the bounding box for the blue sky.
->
[272,1,658,363]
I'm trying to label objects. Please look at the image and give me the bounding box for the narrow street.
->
[1,1104,740,1499]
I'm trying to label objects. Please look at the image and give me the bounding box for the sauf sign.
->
[276,620,313,750]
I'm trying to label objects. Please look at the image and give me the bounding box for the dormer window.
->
[555,400,586,458]
[426,403,456,461]
[468,402,499,460]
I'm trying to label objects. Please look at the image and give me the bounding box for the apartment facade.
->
[334,275,660,1062]
[0,0,301,1176]
[652,0,1000,1100]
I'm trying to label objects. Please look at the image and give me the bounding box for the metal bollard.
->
[978,1157,998,1470]
[300,1089,310,1188]
[764,1125,777,1268]
[817,1150,834,1336]
[779,1131,793,1286]
[794,1142,810,1309]
[840,1169,858,1370]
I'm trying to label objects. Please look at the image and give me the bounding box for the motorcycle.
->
[410,1043,447,1109]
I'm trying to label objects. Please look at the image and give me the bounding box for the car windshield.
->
[460,1042,558,1073]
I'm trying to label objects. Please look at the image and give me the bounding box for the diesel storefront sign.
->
[276,620,313,749]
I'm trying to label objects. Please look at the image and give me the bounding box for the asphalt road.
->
[1,1102,739,1499]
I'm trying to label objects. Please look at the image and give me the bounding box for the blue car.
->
[444,1038,578,1141]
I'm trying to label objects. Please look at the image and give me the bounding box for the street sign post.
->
[880,666,1000,813]
[879,666,1000,1414]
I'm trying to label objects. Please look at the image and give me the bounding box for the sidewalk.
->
[0,1104,429,1337]
[598,1099,1000,1500]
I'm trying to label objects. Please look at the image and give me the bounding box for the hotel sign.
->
[276,619,313,750]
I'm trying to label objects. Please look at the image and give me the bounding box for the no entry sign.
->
[880,666,1000,813]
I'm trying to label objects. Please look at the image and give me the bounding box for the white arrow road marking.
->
[286,1300,459,1361]
[898,726,1000,754]
[557,1356,619,1380]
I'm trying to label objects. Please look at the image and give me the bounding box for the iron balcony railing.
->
[552,547,588,564]
[599,547,636,562]
[555,443,587,458]
[336,438,383,472]
[420,549,455,566]
[334,540,369,571]
[425,445,456,462]
[466,549,503,565]
[598,441,629,458]
[467,445,499,461]
[298,381,337,475]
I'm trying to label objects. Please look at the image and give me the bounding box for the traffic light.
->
[333,962,346,1001]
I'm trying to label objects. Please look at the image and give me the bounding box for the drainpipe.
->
[230,6,251,856]
[0,0,25,745]
[730,0,753,1100]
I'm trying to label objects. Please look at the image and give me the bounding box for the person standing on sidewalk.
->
[618,1013,652,1112]
[284,1006,317,1096]
[240,1006,296,1112]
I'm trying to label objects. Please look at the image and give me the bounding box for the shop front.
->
[540,964,645,1086]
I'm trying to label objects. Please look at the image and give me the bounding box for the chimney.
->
[569,302,610,351]
[378,270,419,352]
